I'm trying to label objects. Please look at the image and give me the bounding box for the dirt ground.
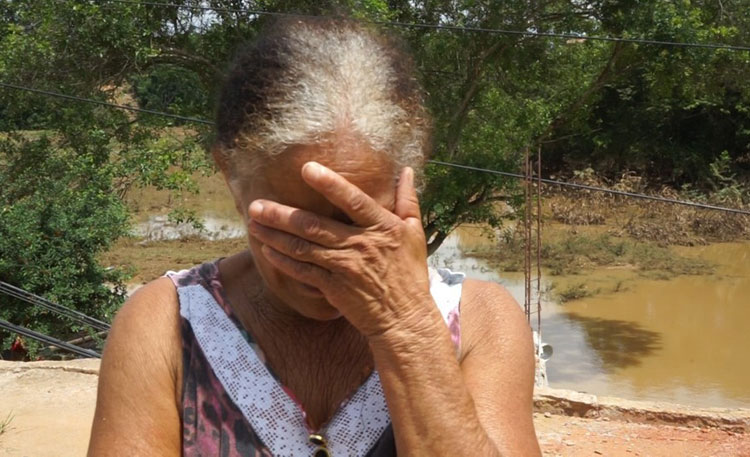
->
[1,360,748,457]
[0,360,99,457]
[534,412,750,457]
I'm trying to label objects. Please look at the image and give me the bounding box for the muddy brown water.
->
[136,211,750,408]
[429,227,750,408]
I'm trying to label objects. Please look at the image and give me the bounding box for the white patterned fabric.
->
[179,267,463,456]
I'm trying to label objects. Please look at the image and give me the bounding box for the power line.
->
[0,83,214,125]
[0,281,111,332]
[94,0,750,53]
[428,161,750,216]
[0,319,102,358]
[3,81,749,216]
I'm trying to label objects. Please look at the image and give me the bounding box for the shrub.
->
[0,133,129,358]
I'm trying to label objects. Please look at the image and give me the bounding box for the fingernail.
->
[305,162,324,179]
[249,201,263,217]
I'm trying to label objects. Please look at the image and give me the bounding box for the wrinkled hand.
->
[247,162,436,339]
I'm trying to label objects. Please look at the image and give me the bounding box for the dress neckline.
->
[206,258,375,433]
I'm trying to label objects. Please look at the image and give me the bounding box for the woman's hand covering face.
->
[247,162,433,339]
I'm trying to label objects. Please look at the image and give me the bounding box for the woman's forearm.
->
[368,304,502,457]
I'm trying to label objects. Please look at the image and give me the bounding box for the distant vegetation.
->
[1,1,749,356]
[471,227,714,276]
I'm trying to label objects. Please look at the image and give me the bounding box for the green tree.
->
[2,0,749,354]
[0,0,212,355]
[544,1,750,190]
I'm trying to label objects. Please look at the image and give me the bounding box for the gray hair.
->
[215,18,431,182]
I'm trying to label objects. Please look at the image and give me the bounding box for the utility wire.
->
[0,281,111,332]
[0,319,102,358]
[0,83,214,125]
[92,0,750,53]
[3,81,749,216]
[428,161,750,216]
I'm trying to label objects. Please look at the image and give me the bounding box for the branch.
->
[146,47,224,86]
[541,41,625,140]
[423,188,510,254]
[444,40,511,160]
[427,229,451,256]
[468,194,512,208]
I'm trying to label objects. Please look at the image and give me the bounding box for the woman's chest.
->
[181,332,392,457]
[258,331,375,431]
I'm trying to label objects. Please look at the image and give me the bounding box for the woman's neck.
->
[218,250,372,376]
[222,254,373,428]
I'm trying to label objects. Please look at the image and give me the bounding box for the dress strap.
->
[178,283,392,456]
[172,263,465,456]
[429,267,465,351]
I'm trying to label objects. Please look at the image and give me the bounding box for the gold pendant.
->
[309,434,331,457]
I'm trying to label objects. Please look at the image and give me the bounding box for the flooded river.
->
[429,227,750,408]
[135,208,750,408]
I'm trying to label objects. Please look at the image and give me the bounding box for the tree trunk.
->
[426,228,451,257]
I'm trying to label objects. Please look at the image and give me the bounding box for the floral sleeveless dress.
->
[166,261,464,457]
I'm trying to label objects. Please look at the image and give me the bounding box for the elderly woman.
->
[88,18,540,457]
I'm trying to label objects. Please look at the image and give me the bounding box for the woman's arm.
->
[369,279,540,456]
[87,277,182,456]
[247,163,541,456]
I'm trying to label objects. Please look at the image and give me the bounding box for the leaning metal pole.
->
[0,319,101,358]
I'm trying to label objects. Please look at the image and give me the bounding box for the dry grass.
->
[472,226,713,279]
[125,172,237,223]
[103,171,245,285]
[546,169,750,245]
[106,168,746,289]
[100,236,249,285]
[0,412,13,438]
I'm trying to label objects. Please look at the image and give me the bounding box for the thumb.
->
[394,167,421,221]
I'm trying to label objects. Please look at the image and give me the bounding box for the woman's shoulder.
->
[105,275,182,380]
[89,276,184,455]
[460,278,519,314]
[459,278,533,361]
[120,276,181,326]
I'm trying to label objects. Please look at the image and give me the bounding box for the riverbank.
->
[1,360,748,456]
[104,171,749,290]
[91,173,750,411]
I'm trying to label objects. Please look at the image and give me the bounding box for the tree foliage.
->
[1,0,749,354]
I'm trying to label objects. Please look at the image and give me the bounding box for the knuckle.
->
[349,192,367,213]
[349,236,369,252]
[361,245,381,263]
[335,258,357,275]
[390,221,406,237]
[379,219,403,238]
[288,237,309,256]
[301,214,321,237]
[320,250,338,265]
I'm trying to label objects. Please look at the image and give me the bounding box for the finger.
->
[300,162,387,227]
[260,245,331,290]
[248,200,355,247]
[249,220,336,267]
[394,167,421,221]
